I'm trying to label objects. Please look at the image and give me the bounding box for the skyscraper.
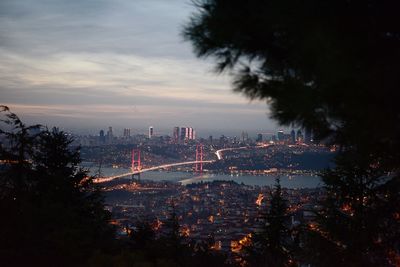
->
[106,127,113,144]
[179,126,196,143]
[123,128,131,138]
[185,127,190,140]
[99,129,105,144]
[173,127,180,143]
[277,130,284,142]
[241,131,248,142]
[188,127,194,140]
[180,127,187,142]
[149,126,154,139]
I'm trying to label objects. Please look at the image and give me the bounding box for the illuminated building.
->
[123,128,131,138]
[149,126,154,139]
[188,127,194,140]
[180,127,187,141]
[179,126,196,142]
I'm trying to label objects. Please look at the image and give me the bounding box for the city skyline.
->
[0,0,279,133]
[77,125,292,140]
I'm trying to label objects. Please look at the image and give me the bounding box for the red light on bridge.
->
[132,149,141,172]
[195,144,204,173]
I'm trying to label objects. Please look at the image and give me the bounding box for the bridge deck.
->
[93,160,214,183]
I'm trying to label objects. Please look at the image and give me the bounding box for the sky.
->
[0,0,280,137]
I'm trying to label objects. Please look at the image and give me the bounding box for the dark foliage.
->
[244,178,296,266]
[302,152,400,266]
[128,221,156,249]
[183,0,400,167]
[88,207,229,267]
[183,1,400,265]
[0,106,114,266]
[0,106,231,267]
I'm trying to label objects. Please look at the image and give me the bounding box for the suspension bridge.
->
[94,144,209,183]
[93,143,272,183]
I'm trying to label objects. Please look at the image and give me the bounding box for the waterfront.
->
[84,163,322,188]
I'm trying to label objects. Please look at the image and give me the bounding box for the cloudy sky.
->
[0,0,279,137]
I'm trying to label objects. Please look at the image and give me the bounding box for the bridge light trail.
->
[93,160,215,183]
[95,145,272,183]
[215,144,270,160]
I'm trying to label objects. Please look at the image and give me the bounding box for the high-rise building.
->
[99,129,105,143]
[277,130,284,142]
[148,126,154,139]
[123,128,131,138]
[188,127,194,140]
[106,127,113,144]
[177,126,196,143]
[173,127,180,142]
[290,130,296,144]
[180,127,187,141]
[241,131,248,142]
[107,126,113,137]
[185,127,190,140]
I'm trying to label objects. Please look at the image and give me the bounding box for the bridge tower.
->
[195,144,204,174]
[131,149,141,182]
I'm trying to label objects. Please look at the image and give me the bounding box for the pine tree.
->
[245,178,295,267]
[183,2,400,265]
[163,200,182,254]
[128,221,155,249]
[304,152,400,267]
[0,107,114,266]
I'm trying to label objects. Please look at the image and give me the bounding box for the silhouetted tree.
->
[189,233,228,267]
[244,178,295,266]
[0,106,114,266]
[183,1,400,265]
[183,0,400,159]
[0,107,232,267]
[128,221,156,249]
[0,106,42,265]
[302,152,400,267]
[161,201,185,266]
